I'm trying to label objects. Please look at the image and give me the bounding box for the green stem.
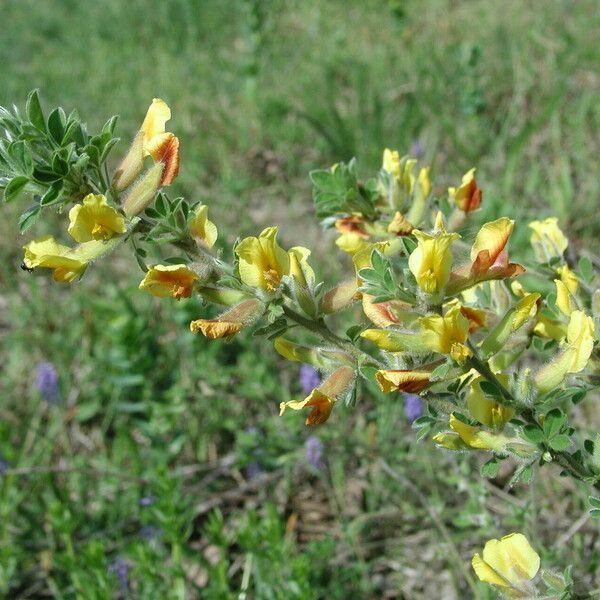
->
[466,344,599,489]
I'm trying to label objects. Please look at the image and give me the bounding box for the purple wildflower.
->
[139,525,163,541]
[404,393,424,423]
[0,457,9,476]
[410,139,425,159]
[243,427,264,480]
[36,362,60,404]
[244,461,263,480]
[139,496,155,507]
[108,558,129,591]
[299,365,320,395]
[304,436,324,469]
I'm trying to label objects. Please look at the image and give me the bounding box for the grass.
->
[1,0,600,597]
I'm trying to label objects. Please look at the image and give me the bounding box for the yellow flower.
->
[556,264,578,294]
[67,194,126,242]
[289,246,315,288]
[533,315,567,341]
[387,212,414,236]
[336,232,372,256]
[528,217,568,263]
[235,227,312,292]
[420,303,472,362]
[408,229,460,295]
[190,299,264,339]
[188,205,218,249]
[448,168,482,213]
[382,148,402,180]
[472,533,540,598]
[375,367,435,393]
[466,377,514,429]
[554,279,576,316]
[113,98,180,190]
[139,264,198,299]
[280,366,354,426]
[535,310,595,392]
[23,236,87,283]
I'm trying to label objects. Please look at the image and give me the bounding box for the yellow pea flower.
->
[533,314,567,341]
[113,98,180,190]
[528,217,568,263]
[139,264,199,299]
[466,377,514,429]
[235,227,312,292]
[336,232,372,256]
[190,298,264,339]
[554,279,577,316]
[556,264,578,294]
[375,365,437,393]
[535,310,595,392]
[23,235,121,283]
[280,366,354,426]
[387,211,414,236]
[420,303,472,362]
[382,148,402,180]
[188,205,218,249]
[235,227,289,291]
[67,194,126,242]
[448,168,482,213]
[408,229,460,295]
[23,236,88,283]
[289,246,315,288]
[472,533,540,598]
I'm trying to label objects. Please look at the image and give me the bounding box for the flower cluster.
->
[2,93,599,597]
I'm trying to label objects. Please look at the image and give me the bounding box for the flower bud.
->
[190,298,265,339]
[122,163,163,217]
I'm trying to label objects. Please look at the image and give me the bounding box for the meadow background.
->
[1,0,599,598]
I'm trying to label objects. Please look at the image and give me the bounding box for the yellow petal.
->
[279,389,334,426]
[472,554,511,588]
[189,319,242,339]
[528,218,568,263]
[236,227,290,291]
[139,264,198,299]
[189,205,218,248]
[432,432,468,450]
[466,377,514,429]
[141,98,171,157]
[23,236,87,283]
[382,148,401,179]
[481,533,540,587]
[470,217,514,264]
[289,246,315,287]
[556,265,578,294]
[409,230,460,295]
[555,279,576,317]
[68,194,126,242]
[449,168,482,213]
[565,310,595,372]
[375,369,432,393]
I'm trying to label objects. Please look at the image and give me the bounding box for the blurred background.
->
[1,0,599,597]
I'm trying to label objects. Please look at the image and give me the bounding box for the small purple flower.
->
[404,393,424,423]
[139,496,155,507]
[139,525,163,541]
[36,362,60,404]
[304,436,324,469]
[244,461,263,480]
[0,457,9,476]
[299,365,320,395]
[108,558,129,591]
[410,139,425,159]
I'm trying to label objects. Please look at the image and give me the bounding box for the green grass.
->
[1,0,600,597]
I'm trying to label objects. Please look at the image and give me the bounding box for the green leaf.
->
[481,458,500,478]
[578,256,593,283]
[430,361,451,381]
[26,89,45,132]
[522,424,545,444]
[548,434,571,451]
[543,408,566,439]
[589,496,600,509]
[3,176,29,202]
[590,509,600,519]
[47,107,66,144]
[478,380,503,399]
[40,181,63,206]
[18,204,41,233]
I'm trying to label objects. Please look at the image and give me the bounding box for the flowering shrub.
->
[2,91,599,597]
